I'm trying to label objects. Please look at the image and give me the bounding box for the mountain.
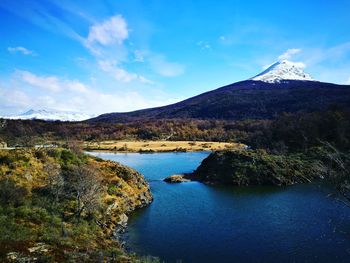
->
[3,109,95,122]
[89,60,350,123]
[251,60,314,83]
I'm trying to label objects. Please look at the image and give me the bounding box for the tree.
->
[71,165,102,220]
[0,178,28,207]
[319,142,350,206]
[67,140,84,155]
[45,162,64,205]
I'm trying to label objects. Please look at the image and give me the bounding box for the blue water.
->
[90,152,350,263]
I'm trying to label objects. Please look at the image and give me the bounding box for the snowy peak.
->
[251,60,315,83]
[2,109,96,122]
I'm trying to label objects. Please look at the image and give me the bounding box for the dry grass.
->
[84,140,245,152]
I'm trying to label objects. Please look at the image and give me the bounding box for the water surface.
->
[90,152,350,263]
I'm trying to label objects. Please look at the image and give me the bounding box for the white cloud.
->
[278,48,301,61]
[197,41,211,50]
[18,70,61,92]
[84,15,183,83]
[0,88,31,110]
[304,42,350,66]
[87,15,128,46]
[84,16,154,84]
[138,76,154,84]
[134,50,145,62]
[149,55,185,77]
[8,46,36,56]
[0,1,84,43]
[292,42,350,84]
[67,81,89,93]
[262,51,306,71]
[16,70,91,93]
[0,70,178,115]
[98,60,153,83]
[346,77,350,84]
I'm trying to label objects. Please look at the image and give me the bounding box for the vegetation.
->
[1,106,350,190]
[1,104,349,150]
[192,107,350,204]
[193,149,320,185]
[0,148,154,262]
[0,118,264,146]
[246,107,350,153]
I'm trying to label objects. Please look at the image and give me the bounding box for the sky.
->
[1,0,350,115]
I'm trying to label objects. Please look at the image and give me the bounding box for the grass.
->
[84,140,245,152]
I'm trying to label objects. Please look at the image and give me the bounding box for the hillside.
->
[0,148,154,262]
[90,80,350,123]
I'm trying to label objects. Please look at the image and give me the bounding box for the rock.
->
[115,213,128,233]
[164,174,190,183]
[137,191,153,207]
[7,252,21,261]
[28,243,50,254]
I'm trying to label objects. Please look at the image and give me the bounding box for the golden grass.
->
[84,140,245,152]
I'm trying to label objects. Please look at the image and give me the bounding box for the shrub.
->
[0,179,28,207]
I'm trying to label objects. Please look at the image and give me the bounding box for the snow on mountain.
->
[251,60,315,83]
[2,109,96,121]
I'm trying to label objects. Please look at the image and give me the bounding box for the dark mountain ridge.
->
[89,80,350,123]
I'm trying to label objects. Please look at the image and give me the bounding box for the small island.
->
[164,174,190,183]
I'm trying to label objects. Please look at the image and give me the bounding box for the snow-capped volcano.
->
[251,60,315,83]
[2,109,95,122]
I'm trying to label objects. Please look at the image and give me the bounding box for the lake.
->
[89,151,350,263]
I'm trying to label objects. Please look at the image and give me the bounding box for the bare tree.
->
[45,162,64,205]
[319,142,350,206]
[71,165,102,220]
[67,140,84,155]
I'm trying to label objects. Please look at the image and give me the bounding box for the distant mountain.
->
[3,109,95,122]
[89,61,350,123]
[251,60,314,83]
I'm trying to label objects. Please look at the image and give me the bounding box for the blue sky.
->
[1,0,350,115]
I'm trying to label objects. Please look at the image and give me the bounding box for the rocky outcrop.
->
[164,174,190,183]
[90,157,153,238]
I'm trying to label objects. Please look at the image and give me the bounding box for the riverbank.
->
[0,148,155,262]
[84,140,245,153]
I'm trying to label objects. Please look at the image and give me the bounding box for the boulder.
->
[164,174,190,183]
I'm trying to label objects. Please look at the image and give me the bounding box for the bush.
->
[0,179,28,207]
